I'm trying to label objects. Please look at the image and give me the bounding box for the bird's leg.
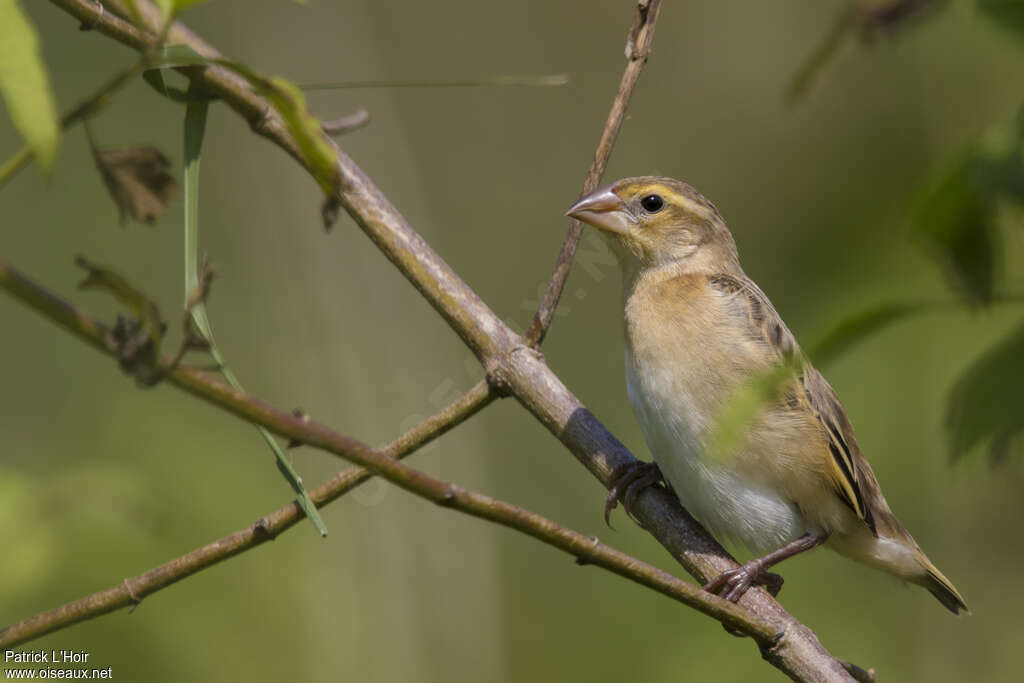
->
[704,533,827,603]
[604,460,664,527]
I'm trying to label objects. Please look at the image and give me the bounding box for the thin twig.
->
[523,0,663,346]
[0,260,777,648]
[0,363,492,645]
[37,2,859,679]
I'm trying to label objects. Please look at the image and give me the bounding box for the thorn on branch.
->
[321,195,341,231]
[840,660,877,683]
[321,108,370,137]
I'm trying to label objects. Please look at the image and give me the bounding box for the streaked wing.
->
[708,273,878,535]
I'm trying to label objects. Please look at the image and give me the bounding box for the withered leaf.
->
[92,145,179,224]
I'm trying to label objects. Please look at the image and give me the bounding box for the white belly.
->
[624,351,807,555]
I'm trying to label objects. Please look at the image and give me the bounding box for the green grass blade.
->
[183,95,328,536]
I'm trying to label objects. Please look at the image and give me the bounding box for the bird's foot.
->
[604,460,664,527]
[703,561,784,603]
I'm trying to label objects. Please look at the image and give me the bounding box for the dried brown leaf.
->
[92,146,178,224]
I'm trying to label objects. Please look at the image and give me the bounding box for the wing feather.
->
[708,273,877,535]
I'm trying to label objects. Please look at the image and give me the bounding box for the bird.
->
[565,176,968,613]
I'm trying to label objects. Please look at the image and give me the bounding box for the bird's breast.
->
[621,275,807,552]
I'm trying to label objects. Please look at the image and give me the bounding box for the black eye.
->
[640,194,664,213]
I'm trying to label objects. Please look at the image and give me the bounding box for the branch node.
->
[438,484,458,507]
[758,626,787,658]
[121,578,143,613]
[575,536,601,565]
[78,1,104,31]
[840,660,878,683]
[253,517,277,541]
[486,345,542,396]
[287,408,311,448]
[250,103,276,137]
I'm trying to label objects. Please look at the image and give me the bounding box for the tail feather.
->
[916,561,969,615]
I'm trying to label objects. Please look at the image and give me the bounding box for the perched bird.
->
[566,176,967,613]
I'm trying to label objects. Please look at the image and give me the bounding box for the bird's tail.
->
[912,554,969,615]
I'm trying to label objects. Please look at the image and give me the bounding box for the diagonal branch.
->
[524,0,662,346]
[0,260,776,648]
[38,1,857,679]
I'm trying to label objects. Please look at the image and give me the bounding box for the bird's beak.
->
[565,185,634,236]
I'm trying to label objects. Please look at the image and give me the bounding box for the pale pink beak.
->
[565,185,635,236]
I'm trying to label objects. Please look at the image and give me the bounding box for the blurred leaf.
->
[143,45,210,103]
[978,0,1024,42]
[788,0,946,103]
[913,112,1024,305]
[155,0,212,20]
[706,360,799,464]
[709,299,941,462]
[0,0,60,172]
[75,256,166,346]
[786,6,856,103]
[181,95,328,536]
[858,0,947,32]
[946,320,1024,462]
[90,138,179,225]
[914,158,998,305]
[811,302,935,366]
[0,469,57,590]
[218,62,338,198]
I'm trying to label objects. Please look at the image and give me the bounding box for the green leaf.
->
[0,0,59,172]
[810,302,938,367]
[978,0,1024,42]
[143,45,210,104]
[946,320,1024,462]
[182,95,328,537]
[914,156,999,305]
[708,299,941,464]
[785,6,855,103]
[216,61,339,198]
[154,0,211,20]
[705,362,798,464]
[913,112,1024,306]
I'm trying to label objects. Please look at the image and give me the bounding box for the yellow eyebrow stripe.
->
[624,181,717,219]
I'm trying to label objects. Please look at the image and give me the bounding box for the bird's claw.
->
[604,461,664,527]
[704,563,784,603]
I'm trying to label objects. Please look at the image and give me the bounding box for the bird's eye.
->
[640,194,665,213]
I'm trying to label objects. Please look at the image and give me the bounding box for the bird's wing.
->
[708,273,878,535]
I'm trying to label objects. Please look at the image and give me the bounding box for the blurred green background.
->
[3,0,1024,680]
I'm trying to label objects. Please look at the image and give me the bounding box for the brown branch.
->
[0,261,776,648]
[36,2,857,679]
[0,359,492,645]
[524,0,662,346]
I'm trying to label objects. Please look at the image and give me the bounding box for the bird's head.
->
[566,176,738,272]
